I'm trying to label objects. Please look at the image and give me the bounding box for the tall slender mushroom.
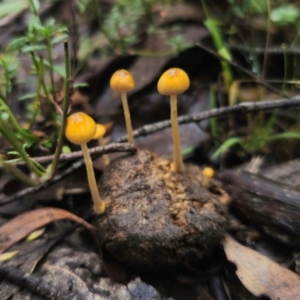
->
[93,123,110,166]
[65,112,106,214]
[157,68,190,173]
[110,69,135,144]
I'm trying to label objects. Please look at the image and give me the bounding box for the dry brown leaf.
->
[224,234,300,300]
[0,208,96,253]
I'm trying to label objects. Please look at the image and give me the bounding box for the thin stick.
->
[197,43,289,98]
[117,95,300,142]
[0,144,136,207]
[4,143,135,167]
[0,264,76,300]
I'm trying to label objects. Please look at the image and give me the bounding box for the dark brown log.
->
[217,170,300,246]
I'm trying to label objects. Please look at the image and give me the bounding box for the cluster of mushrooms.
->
[65,68,192,215]
[65,68,227,273]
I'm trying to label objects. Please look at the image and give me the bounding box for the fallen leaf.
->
[224,234,300,300]
[26,227,45,241]
[0,251,18,262]
[0,208,97,253]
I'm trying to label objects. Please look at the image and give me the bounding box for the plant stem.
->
[0,125,44,177]
[170,95,183,173]
[0,98,38,142]
[281,44,288,97]
[121,91,134,144]
[49,40,71,180]
[1,161,39,186]
[46,36,58,103]
[28,49,57,114]
[90,0,118,52]
[29,57,43,129]
[81,143,105,214]
[262,0,271,80]
[209,85,218,143]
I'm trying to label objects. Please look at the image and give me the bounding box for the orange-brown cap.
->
[110,69,135,92]
[157,68,190,96]
[65,112,96,145]
[202,167,214,178]
[93,124,106,140]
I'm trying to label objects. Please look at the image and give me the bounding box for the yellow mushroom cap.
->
[157,68,190,96]
[202,167,215,178]
[65,112,96,145]
[110,69,135,92]
[93,124,106,140]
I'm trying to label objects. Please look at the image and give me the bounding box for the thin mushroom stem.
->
[98,137,110,166]
[121,91,134,144]
[170,94,184,173]
[81,143,105,214]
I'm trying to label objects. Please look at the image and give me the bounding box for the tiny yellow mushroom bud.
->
[65,112,105,214]
[157,68,190,173]
[202,167,215,179]
[110,69,135,144]
[202,167,215,188]
[93,123,110,166]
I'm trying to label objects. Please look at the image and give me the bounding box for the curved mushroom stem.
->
[81,143,106,214]
[170,94,184,173]
[121,91,134,144]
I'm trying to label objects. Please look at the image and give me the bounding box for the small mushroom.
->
[202,167,215,188]
[93,123,110,166]
[65,112,105,214]
[157,68,190,173]
[110,69,135,144]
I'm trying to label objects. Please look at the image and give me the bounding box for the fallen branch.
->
[0,264,78,300]
[117,95,300,142]
[0,144,136,206]
[9,143,136,167]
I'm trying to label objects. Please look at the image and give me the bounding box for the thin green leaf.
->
[211,137,242,159]
[266,132,300,141]
[6,37,28,51]
[181,146,195,156]
[73,82,89,88]
[30,0,40,13]
[51,34,69,45]
[22,44,46,53]
[43,60,66,78]
[0,1,28,19]
[18,93,37,101]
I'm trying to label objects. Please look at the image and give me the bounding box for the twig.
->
[0,264,79,300]
[0,143,136,206]
[7,143,136,167]
[49,40,71,180]
[197,43,289,98]
[229,43,300,54]
[117,95,300,142]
